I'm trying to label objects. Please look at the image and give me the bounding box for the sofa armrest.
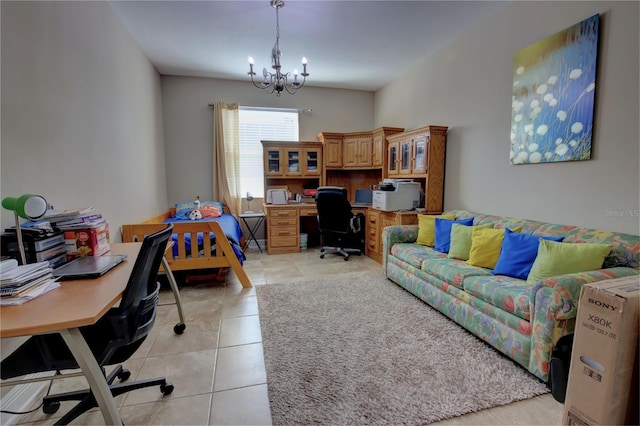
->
[382,225,419,275]
[531,267,639,321]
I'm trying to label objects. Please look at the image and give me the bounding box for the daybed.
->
[382,209,639,383]
[121,203,251,288]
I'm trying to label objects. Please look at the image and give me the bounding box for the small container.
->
[300,233,308,249]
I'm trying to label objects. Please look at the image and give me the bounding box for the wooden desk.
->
[263,204,416,261]
[0,243,141,425]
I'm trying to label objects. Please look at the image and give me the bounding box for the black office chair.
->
[1,224,175,425]
[316,186,365,261]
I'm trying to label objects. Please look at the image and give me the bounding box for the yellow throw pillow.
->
[416,214,456,246]
[448,223,494,260]
[467,226,522,269]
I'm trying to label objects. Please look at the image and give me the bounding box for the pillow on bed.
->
[175,201,224,219]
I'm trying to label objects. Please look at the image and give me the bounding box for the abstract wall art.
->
[510,14,599,165]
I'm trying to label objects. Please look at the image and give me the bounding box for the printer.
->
[372,179,421,211]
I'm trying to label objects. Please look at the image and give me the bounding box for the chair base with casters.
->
[41,364,173,425]
[320,245,362,260]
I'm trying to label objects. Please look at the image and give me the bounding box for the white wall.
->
[1,1,168,239]
[375,1,639,234]
[161,76,374,205]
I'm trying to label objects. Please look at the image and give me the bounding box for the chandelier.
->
[248,0,308,96]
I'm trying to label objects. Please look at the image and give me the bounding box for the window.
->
[238,107,299,196]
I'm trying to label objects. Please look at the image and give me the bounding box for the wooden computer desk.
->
[0,243,141,425]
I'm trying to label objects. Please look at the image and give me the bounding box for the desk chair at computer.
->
[1,224,175,425]
[316,186,365,261]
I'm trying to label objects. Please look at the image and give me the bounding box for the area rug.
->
[256,274,549,425]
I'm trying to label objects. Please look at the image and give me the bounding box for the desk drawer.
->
[270,209,297,219]
[299,207,318,217]
[270,235,298,248]
[270,225,297,238]
[269,217,297,227]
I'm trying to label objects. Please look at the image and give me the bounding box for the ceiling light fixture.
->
[248,0,308,96]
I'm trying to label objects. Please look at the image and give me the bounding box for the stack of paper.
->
[0,260,60,305]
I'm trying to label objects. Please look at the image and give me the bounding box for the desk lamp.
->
[2,194,48,264]
[246,192,254,213]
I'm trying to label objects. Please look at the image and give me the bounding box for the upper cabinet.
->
[262,141,323,178]
[317,132,343,168]
[386,126,448,178]
[386,125,448,214]
[343,133,373,167]
[318,127,403,171]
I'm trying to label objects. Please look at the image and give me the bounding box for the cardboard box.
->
[64,222,110,258]
[563,276,639,425]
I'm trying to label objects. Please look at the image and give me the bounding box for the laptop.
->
[52,254,128,280]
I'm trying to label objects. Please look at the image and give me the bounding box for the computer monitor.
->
[353,189,373,205]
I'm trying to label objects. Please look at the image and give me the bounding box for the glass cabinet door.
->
[412,136,428,174]
[285,148,302,176]
[400,140,412,173]
[304,148,321,176]
[388,141,399,175]
[265,148,282,175]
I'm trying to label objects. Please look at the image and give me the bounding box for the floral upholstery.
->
[420,258,491,289]
[382,210,640,382]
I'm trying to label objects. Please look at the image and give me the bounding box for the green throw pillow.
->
[448,223,494,260]
[526,239,613,284]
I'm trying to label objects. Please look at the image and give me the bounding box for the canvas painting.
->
[510,14,599,165]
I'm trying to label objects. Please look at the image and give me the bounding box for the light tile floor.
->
[10,248,564,425]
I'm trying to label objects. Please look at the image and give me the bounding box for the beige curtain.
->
[212,102,241,217]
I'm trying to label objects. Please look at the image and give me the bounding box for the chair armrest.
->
[530,267,639,321]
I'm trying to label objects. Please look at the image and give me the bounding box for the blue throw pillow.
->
[434,217,474,253]
[492,229,564,280]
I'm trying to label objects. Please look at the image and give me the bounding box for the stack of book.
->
[0,258,60,305]
[43,207,110,259]
[43,207,105,230]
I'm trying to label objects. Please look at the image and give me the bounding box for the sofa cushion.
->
[391,243,446,269]
[492,229,564,280]
[463,275,533,321]
[434,217,474,253]
[448,223,494,261]
[421,258,492,289]
[416,214,456,246]
[527,239,613,284]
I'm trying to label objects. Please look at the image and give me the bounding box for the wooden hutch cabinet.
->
[261,141,324,255]
[386,125,448,214]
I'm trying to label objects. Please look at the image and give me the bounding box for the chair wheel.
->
[320,254,324,259]
[343,255,349,261]
[161,381,174,395]
[43,401,60,415]
[117,369,131,381]
[174,323,186,334]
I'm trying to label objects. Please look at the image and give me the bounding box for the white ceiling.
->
[109,1,508,91]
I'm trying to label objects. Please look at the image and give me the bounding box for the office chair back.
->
[316,186,353,235]
[92,223,173,361]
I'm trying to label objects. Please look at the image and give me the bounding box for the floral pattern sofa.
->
[382,210,639,382]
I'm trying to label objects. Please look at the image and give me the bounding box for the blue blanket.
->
[163,214,245,264]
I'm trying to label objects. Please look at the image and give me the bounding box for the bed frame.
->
[121,209,251,288]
